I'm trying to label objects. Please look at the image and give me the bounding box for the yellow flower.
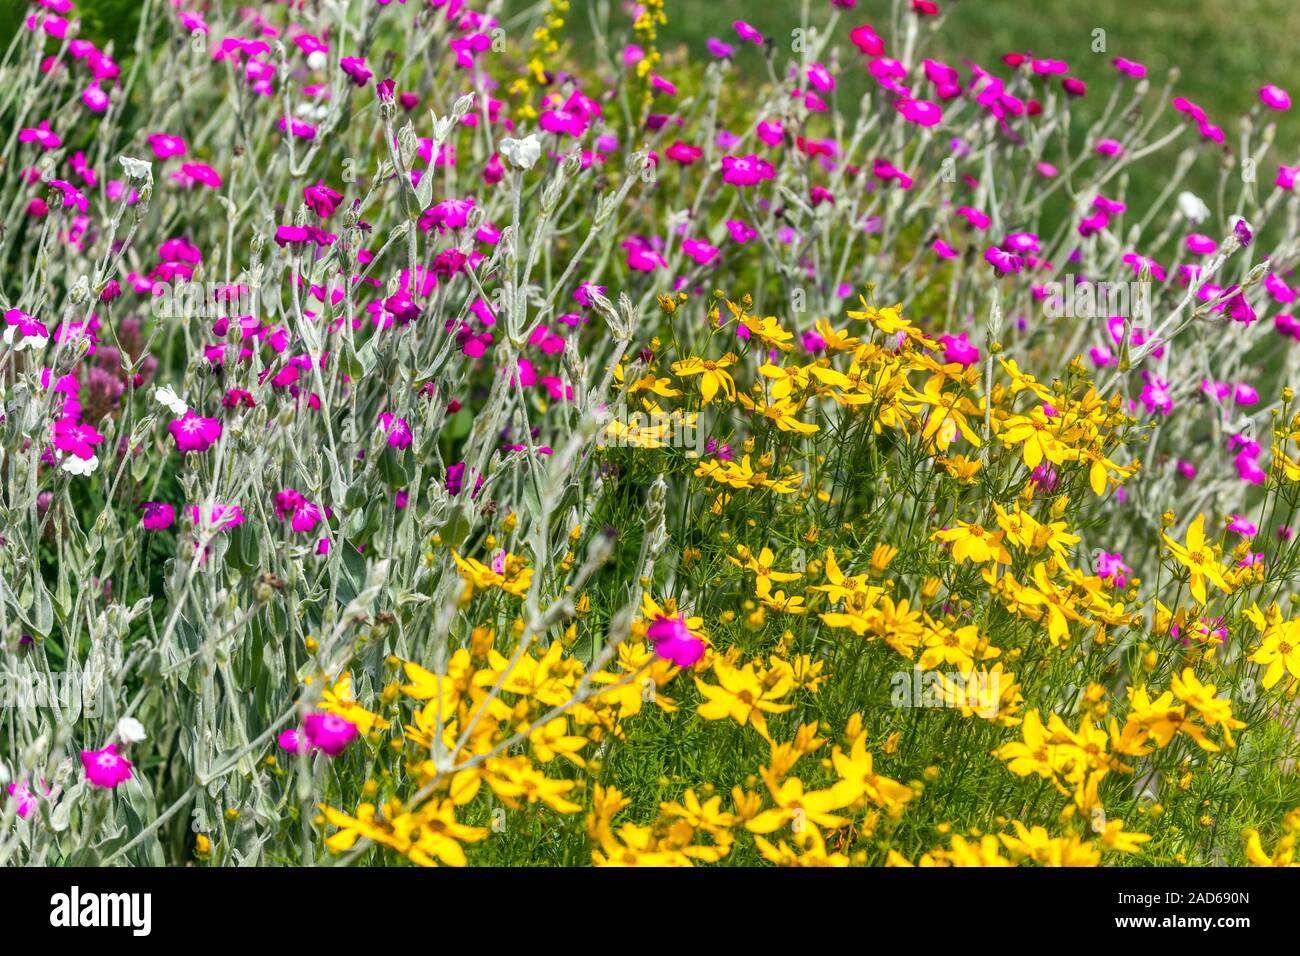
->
[745,768,854,835]
[729,544,802,583]
[1096,818,1151,854]
[829,731,914,815]
[671,353,738,404]
[994,710,1059,780]
[1161,514,1231,605]
[695,658,794,740]
[1245,604,1300,690]
[932,519,1012,565]
[486,756,583,813]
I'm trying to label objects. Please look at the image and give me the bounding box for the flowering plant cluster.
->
[2,0,1300,867]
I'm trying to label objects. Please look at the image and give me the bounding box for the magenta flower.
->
[169,410,222,452]
[720,154,775,187]
[303,180,343,218]
[984,246,1022,274]
[539,107,588,138]
[141,502,175,530]
[1228,515,1259,537]
[1113,57,1146,78]
[938,333,980,366]
[339,56,373,87]
[191,503,245,532]
[849,24,885,56]
[303,713,358,757]
[1139,373,1173,416]
[146,133,187,158]
[1094,552,1131,588]
[52,417,104,460]
[1260,84,1291,111]
[1234,218,1253,247]
[377,412,412,449]
[6,780,49,818]
[81,744,133,789]
[725,219,757,243]
[706,38,734,58]
[19,120,61,150]
[277,729,310,755]
[424,198,475,232]
[894,98,942,127]
[666,140,702,165]
[172,163,223,189]
[647,614,705,668]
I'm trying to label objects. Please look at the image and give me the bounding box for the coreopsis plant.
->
[0,0,1299,868]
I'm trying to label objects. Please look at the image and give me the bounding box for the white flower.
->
[62,454,99,476]
[1177,191,1211,224]
[307,50,328,71]
[118,155,153,181]
[499,135,542,171]
[2,324,46,352]
[155,384,189,416]
[115,716,147,745]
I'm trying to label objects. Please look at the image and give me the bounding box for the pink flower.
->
[340,56,373,87]
[1227,515,1258,537]
[894,98,942,126]
[938,333,979,366]
[1260,84,1291,111]
[849,24,885,56]
[539,107,588,137]
[303,713,358,757]
[1113,57,1146,79]
[169,410,222,452]
[303,180,343,218]
[52,417,104,460]
[147,133,187,158]
[984,246,1022,274]
[19,120,61,150]
[725,219,757,243]
[81,744,133,789]
[720,154,775,186]
[1139,373,1172,416]
[141,502,175,530]
[706,38,734,58]
[377,412,412,449]
[277,729,310,755]
[6,780,47,818]
[647,614,705,668]
[190,503,244,533]
[173,163,223,189]
[423,198,475,232]
[666,140,702,165]
[1094,552,1130,588]
[82,84,110,112]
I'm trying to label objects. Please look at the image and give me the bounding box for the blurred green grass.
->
[4,0,1295,216]
[636,0,1300,129]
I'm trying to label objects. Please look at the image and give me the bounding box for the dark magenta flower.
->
[141,502,175,530]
